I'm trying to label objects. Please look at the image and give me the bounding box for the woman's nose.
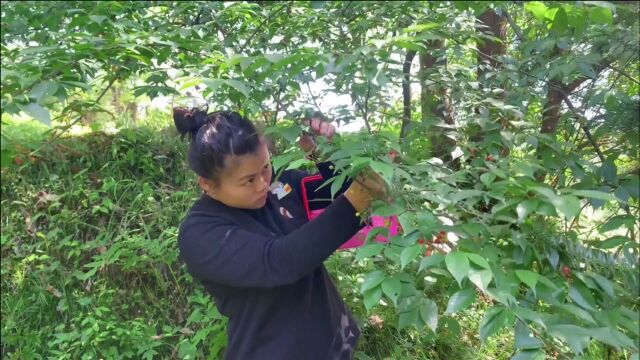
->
[258,175,269,191]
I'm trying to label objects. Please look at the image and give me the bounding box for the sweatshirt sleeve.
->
[178,195,363,288]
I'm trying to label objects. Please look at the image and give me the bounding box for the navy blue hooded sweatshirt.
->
[178,163,363,359]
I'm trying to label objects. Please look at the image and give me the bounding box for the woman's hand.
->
[345,168,389,214]
[299,116,336,153]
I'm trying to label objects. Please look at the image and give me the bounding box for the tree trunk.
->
[541,52,611,135]
[541,79,564,134]
[400,50,417,140]
[419,40,455,162]
[476,9,507,82]
[472,9,508,150]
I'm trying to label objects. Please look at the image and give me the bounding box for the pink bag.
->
[301,175,399,250]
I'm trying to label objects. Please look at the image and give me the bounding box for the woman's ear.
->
[198,176,216,195]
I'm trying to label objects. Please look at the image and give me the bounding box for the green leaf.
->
[565,189,621,203]
[516,200,539,223]
[591,327,638,351]
[400,245,422,270]
[601,159,617,184]
[480,172,496,187]
[568,284,597,311]
[331,172,348,199]
[512,307,546,329]
[420,299,439,333]
[551,7,568,33]
[223,79,250,98]
[17,102,51,126]
[469,269,493,292]
[537,275,559,290]
[372,66,388,87]
[381,276,402,307]
[555,304,597,325]
[446,252,470,287]
[416,210,440,231]
[419,254,445,272]
[587,272,616,299]
[370,161,394,184]
[533,186,581,218]
[402,22,440,33]
[265,53,285,63]
[29,81,59,103]
[202,78,223,93]
[451,190,483,203]
[515,320,543,350]
[445,289,476,315]
[578,62,598,79]
[363,286,382,311]
[398,212,417,235]
[511,350,545,360]
[355,243,385,262]
[285,158,309,171]
[479,306,511,342]
[361,271,385,293]
[525,2,548,21]
[599,215,635,233]
[465,253,491,269]
[593,235,632,249]
[89,15,107,24]
[590,6,613,25]
[393,40,423,51]
[515,270,541,293]
[398,307,419,330]
[271,152,299,173]
[365,227,389,243]
[372,202,404,216]
[310,1,326,10]
[548,325,591,355]
[554,195,581,219]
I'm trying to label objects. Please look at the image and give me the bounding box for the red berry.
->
[486,155,495,162]
[562,266,572,277]
[14,157,24,166]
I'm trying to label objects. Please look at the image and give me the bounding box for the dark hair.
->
[173,106,262,180]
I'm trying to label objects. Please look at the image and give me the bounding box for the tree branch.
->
[29,76,118,156]
[400,49,417,140]
[238,3,288,54]
[607,63,640,85]
[558,92,606,163]
[502,7,525,42]
[363,81,372,134]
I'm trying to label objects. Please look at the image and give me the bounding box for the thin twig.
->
[363,81,372,134]
[29,76,118,157]
[306,81,323,111]
[469,45,609,163]
[607,64,640,85]
[238,3,289,54]
[502,7,525,42]
[557,92,606,163]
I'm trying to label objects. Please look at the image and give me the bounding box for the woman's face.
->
[202,142,273,209]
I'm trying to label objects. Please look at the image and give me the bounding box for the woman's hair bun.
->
[173,106,209,138]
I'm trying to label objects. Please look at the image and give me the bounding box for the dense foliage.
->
[2,1,639,359]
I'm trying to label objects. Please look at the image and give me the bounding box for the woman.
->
[174,107,385,360]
